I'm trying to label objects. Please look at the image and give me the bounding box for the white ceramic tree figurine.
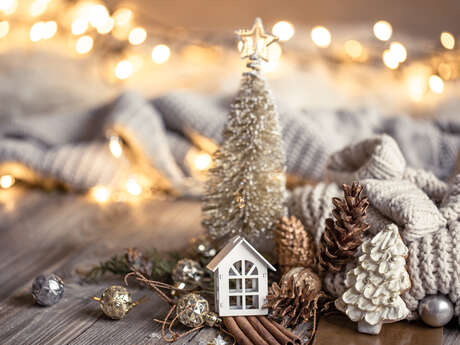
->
[335,223,411,335]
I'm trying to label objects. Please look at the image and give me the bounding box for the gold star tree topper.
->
[236,18,278,62]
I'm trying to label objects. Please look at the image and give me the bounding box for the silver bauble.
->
[418,294,454,327]
[172,259,204,287]
[32,273,64,306]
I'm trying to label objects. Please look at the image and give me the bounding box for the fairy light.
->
[429,75,444,94]
[96,17,114,34]
[90,186,110,203]
[109,135,123,158]
[344,40,363,60]
[0,174,15,189]
[0,0,17,15]
[126,178,142,196]
[389,42,407,63]
[72,18,88,35]
[115,60,133,79]
[311,26,331,48]
[75,35,93,54]
[0,21,9,39]
[272,21,294,41]
[30,22,45,42]
[113,8,133,27]
[193,152,212,171]
[152,44,170,64]
[88,4,109,29]
[373,20,392,41]
[440,32,455,50]
[30,0,51,17]
[42,21,57,40]
[382,49,399,69]
[128,27,147,45]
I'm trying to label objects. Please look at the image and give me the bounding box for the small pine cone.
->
[275,216,316,274]
[318,182,369,273]
[266,267,328,327]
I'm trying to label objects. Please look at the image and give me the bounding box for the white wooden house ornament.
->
[207,236,276,316]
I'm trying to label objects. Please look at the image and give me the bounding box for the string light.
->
[0,174,15,189]
[115,60,133,79]
[30,22,45,42]
[113,8,133,27]
[389,42,407,63]
[42,21,57,40]
[440,32,455,50]
[109,135,123,158]
[75,35,93,54]
[193,152,212,171]
[0,0,17,15]
[429,75,444,94]
[373,20,392,41]
[382,49,399,69]
[344,40,363,60]
[96,17,114,34]
[30,0,51,17]
[72,18,88,35]
[90,186,110,203]
[126,177,142,196]
[152,44,170,64]
[88,4,109,29]
[272,21,294,41]
[128,27,146,45]
[311,26,331,48]
[0,21,9,39]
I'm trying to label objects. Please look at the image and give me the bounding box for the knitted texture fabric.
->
[288,134,460,322]
[2,91,460,191]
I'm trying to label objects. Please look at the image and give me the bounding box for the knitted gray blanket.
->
[1,91,460,191]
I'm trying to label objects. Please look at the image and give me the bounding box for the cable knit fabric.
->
[289,134,460,322]
[2,91,460,191]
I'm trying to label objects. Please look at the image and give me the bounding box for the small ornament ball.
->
[176,293,210,328]
[94,286,134,320]
[418,294,454,327]
[172,259,204,287]
[32,273,64,306]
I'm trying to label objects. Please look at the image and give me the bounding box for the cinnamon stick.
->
[235,316,270,345]
[257,316,294,345]
[247,316,281,345]
[271,319,301,345]
[223,317,254,345]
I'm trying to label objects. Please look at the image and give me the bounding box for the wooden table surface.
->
[0,188,458,345]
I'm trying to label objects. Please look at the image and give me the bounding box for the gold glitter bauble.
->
[176,293,209,328]
[97,285,133,320]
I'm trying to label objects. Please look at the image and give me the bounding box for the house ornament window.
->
[228,259,260,310]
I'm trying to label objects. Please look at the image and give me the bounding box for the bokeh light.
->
[272,21,294,41]
[429,75,444,94]
[373,20,392,41]
[440,32,455,50]
[344,40,363,59]
[0,21,9,39]
[311,26,331,48]
[0,174,15,189]
[152,44,171,64]
[382,49,399,69]
[115,60,133,79]
[128,27,147,45]
[75,35,93,54]
[389,42,407,63]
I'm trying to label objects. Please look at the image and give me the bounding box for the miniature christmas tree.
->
[202,18,287,241]
[335,223,411,335]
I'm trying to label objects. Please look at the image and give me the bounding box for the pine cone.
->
[275,216,316,274]
[318,182,369,273]
[266,267,328,327]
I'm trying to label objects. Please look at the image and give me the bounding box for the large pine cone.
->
[266,267,327,327]
[318,182,369,273]
[275,216,316,274]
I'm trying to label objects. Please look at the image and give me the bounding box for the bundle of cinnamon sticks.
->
[223,316,301,345]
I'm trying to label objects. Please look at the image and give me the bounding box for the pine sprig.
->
[85,248,181,283]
